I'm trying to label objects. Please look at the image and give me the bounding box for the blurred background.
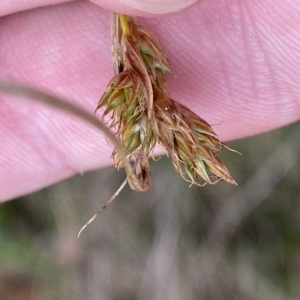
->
[1,121,300,300]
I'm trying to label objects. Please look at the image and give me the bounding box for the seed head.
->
[97,13,237,189]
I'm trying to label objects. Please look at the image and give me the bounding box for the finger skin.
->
[0,0,200,16]
[1,0,300,201]
[0,0,74,16]
[89,0,200,15]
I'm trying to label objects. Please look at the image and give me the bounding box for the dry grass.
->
[97,14,237,192]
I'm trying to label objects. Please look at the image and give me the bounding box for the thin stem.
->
[77,178,128,237]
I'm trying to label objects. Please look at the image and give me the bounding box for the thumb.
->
[89,0,200,15]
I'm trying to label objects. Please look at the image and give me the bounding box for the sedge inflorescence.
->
[96,14,237,191]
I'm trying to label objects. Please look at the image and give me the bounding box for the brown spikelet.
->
[152,87,237,186]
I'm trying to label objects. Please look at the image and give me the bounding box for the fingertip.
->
[89,0,200,16]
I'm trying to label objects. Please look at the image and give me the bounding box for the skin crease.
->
[1,0,300,201]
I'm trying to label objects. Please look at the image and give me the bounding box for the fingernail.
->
[118,0,199,14]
